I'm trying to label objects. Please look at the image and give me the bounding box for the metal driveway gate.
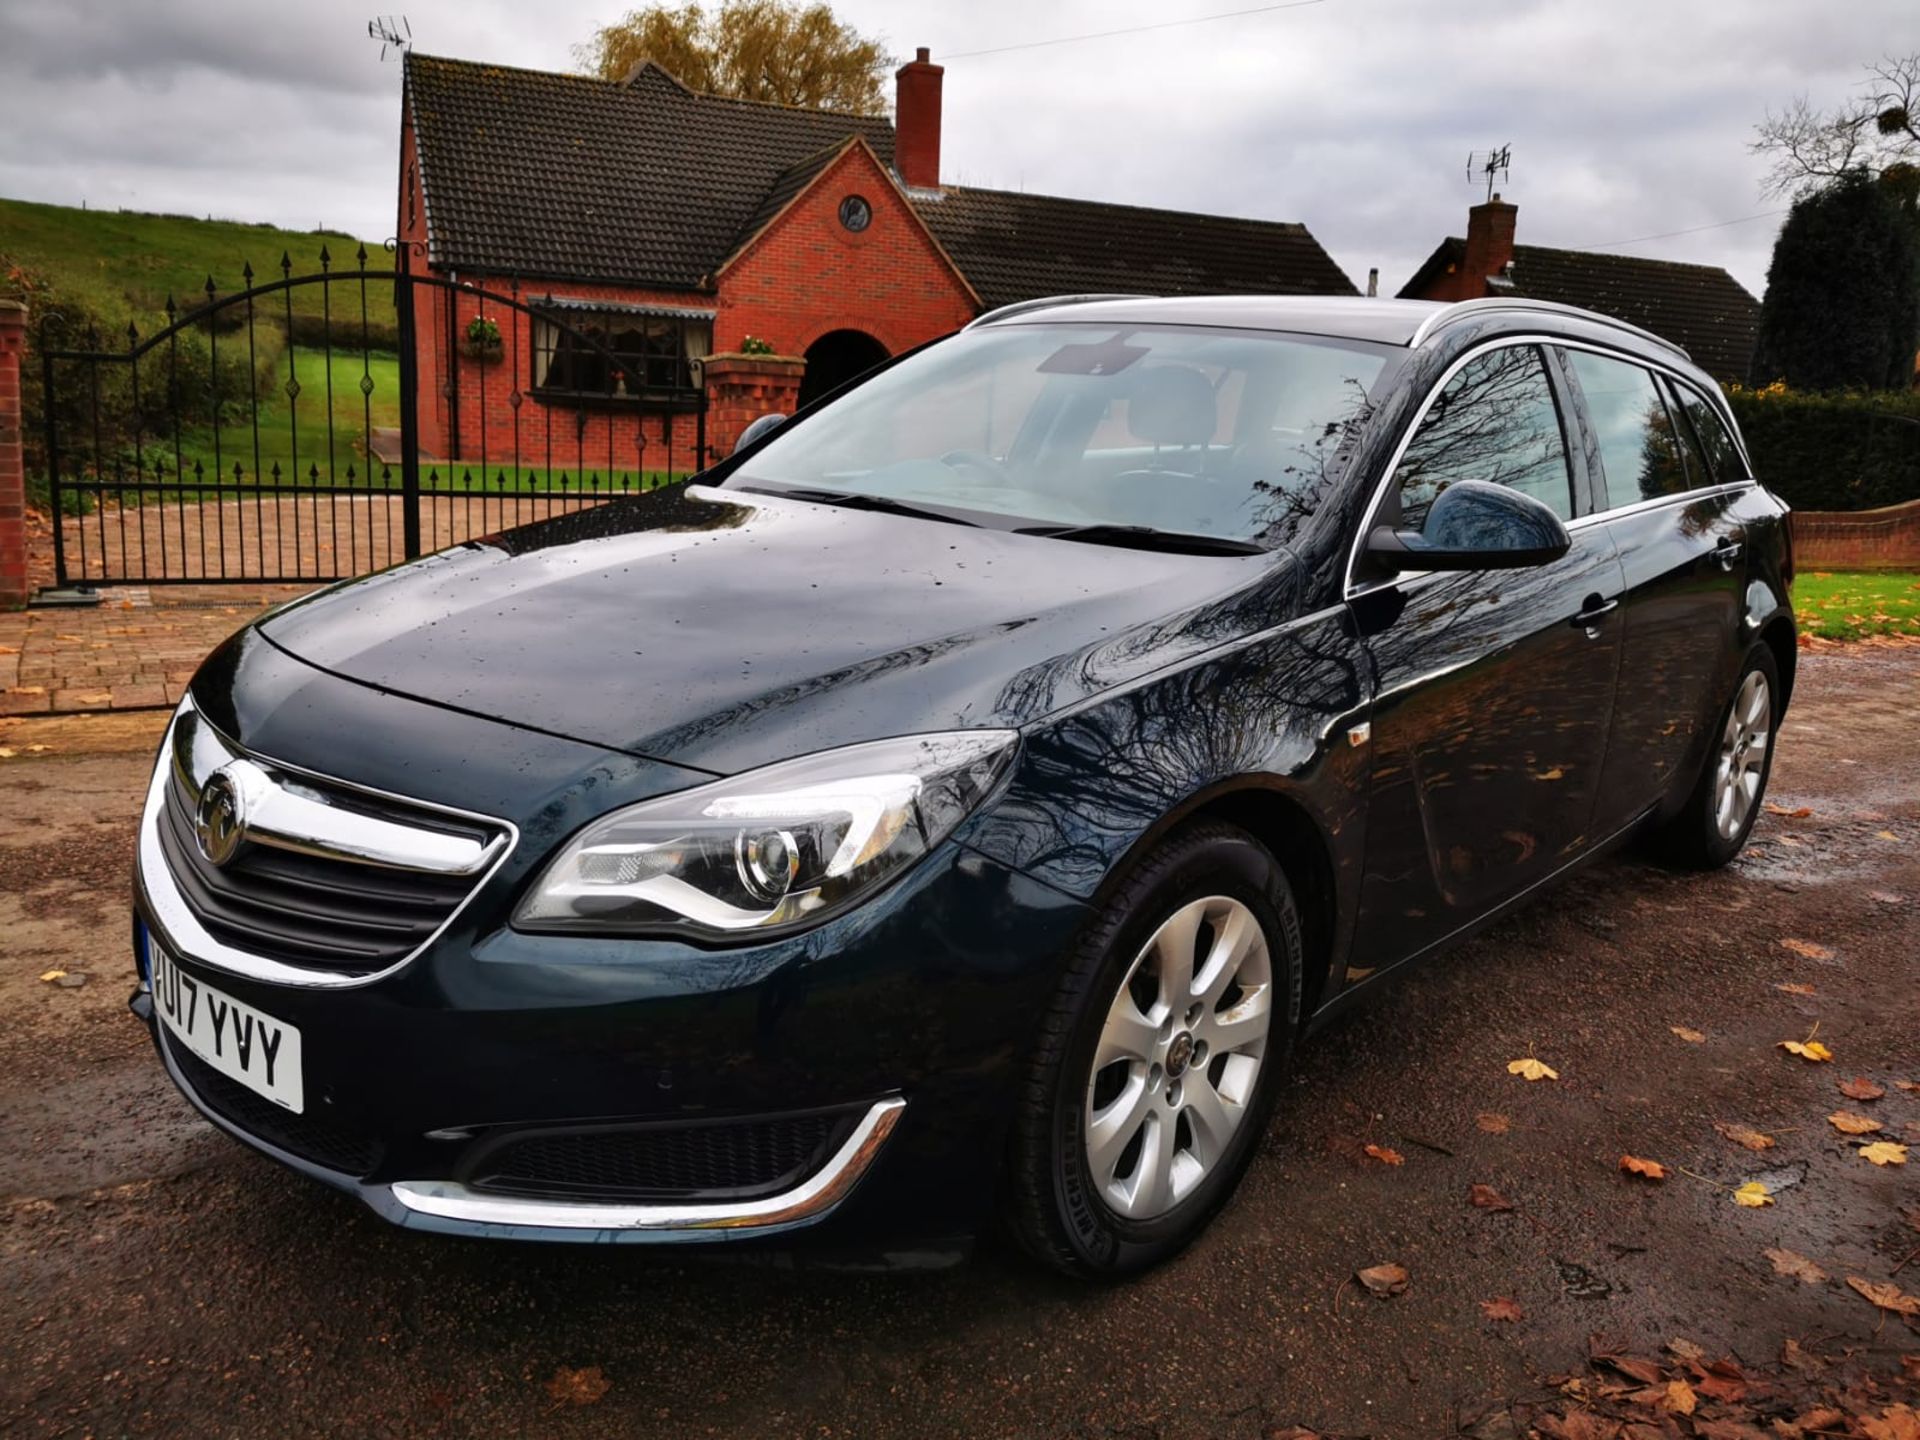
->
[37,243,708,588]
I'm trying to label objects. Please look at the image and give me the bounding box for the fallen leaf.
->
[1839,1077,1887,1101]
[0,748,14,759]
[1362,1143,1405,1166]
[1356,1262,1409,1297]
[1773,981,1817,996]
[1620,1155,1668,1180]
[1860,1141,1908,1166]
[1590,1342,1667,1386]
[1508,1057,1559,1081]
[1857,1404,1920,1440]
[1661,1379,1698,1415]
[1899,1081,1920,1093]
[1764,802,1812,818]
[1779,1039,1834,1062]
[38,969,66,983]
[544,1366,611,1406]
[1667,1337,1706,1363]
[1847,1276,1920,1316]
[1714,1122,1776,1151]
[1779,938,1834,960]
[1476,1112,1511,1134]
[1469,1183,1516,1212]
[1480,1296,1523,1322]
[1732,1182,1774,1208]
[1534,1412,1623,1440]
[1878,830,1900,841]
[1870,891,1907,905]
[1764,1248,1828,1284]
[1670,1025,1706,1043]
[1830,1111,1884,1136]
[1780,1340,1827,1375]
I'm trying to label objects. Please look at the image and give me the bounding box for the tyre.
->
[1003,824,1304,1279]
[1648,642,1780,870]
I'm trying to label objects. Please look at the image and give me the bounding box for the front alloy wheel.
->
[1004,824,1302,1278]
[1085,896,1273,1220]
[1712,669,1771,842]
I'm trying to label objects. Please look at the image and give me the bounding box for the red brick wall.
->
[705,355,804,458]
[717,141,976,359]
[1792,501,1920,571]
[0,300,26,610]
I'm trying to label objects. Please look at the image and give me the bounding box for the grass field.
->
[0,195,393,334]
[1794,570,1920,641]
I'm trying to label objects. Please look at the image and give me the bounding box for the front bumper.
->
[134,817,1088,1249]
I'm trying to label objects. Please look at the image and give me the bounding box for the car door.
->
[1555,349,1750,838]
[1345,341,1625,974]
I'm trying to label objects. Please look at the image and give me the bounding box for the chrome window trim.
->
[388,1097,906,1233]
[1343,332,1756,601]
[1407,298,1691,363]
[139,699,519,990]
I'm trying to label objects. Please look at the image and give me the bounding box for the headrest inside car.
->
[1126,365,1217,448]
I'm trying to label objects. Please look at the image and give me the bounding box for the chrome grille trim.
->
[139,699,519,989]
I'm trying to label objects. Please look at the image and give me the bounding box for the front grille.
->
[166,1035,382,1178]
[157,766,495,978]
[464,1110,858,1203]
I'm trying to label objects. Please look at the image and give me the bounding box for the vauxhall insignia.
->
[194,766,247,868]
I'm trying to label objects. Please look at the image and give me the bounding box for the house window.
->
[529,306,712,407]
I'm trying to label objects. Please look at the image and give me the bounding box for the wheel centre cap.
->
[1165,1031,1195,1079]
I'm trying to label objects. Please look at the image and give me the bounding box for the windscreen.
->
[732,324,1390,546]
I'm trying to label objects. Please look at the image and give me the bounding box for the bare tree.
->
[1753,53,1920,198]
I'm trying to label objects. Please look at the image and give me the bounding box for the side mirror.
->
[1365,479,1571,573]
[732,412,788,457]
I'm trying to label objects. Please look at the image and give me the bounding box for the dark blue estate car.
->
[133,295,1793,1276]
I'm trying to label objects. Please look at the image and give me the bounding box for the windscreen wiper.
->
[742,485,983,528]
[1012,522,1268,556]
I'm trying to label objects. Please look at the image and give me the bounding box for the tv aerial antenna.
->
[369,15,412,60]
[1466,145,1512,203]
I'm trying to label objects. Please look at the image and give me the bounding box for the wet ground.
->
[1,649,1915,1439]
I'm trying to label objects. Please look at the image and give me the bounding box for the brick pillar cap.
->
[0,300,26,320]
[705,352,806,371]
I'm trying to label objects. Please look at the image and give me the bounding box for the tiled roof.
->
[912,186,1356,309]
[405,54,894,287]
[405,52,1356,304]
[1400,238,1761,383]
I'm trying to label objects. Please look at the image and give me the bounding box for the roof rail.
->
[1408,297,1692,363]
[965,294,1149,329]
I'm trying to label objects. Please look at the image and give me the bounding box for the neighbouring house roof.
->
[1399,238,1761,383]
[404,53,1356,302]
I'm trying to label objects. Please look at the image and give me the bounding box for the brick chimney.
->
[1457,194,1518,300]
[894,47,944,191]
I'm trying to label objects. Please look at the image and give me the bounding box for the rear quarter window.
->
[1564,350,1690,509]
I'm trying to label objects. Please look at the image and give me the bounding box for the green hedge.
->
[1727,387,1920,512]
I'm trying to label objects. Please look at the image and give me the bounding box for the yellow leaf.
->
[1362,1143,1405,1166]
[1670,1025,1706,1043]
[0,748,13,759]
[1878,830,1900,841]
[1621,1155,1667,1180]
[1779,938,1834,960]
[1829,1111,1882,1136]
[1860,1141,1908,1166]
[1732,1181,1774,1207]
[1507,1057,1559,1081]
[1779,1040,1834,1062]
[1663,1379,1697,1416]
[1847,1276,1920,1315]
[39,969,67,982]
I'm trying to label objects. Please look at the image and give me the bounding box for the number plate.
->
[151,943,304,1113]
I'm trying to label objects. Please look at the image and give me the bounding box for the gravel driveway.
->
[2,647,1916,1439]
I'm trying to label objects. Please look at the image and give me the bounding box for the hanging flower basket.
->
[464,316,503,362]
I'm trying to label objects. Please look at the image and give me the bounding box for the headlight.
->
[513,730,1018,939]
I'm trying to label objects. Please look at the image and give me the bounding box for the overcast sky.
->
[0,0,1911,298]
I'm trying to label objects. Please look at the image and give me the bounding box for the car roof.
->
[968,293,1704,380]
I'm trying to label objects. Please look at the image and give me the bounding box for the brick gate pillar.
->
[702,353,805,462]
[0,301,27,611]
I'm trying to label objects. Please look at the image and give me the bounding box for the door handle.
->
[1710,538,1744,571]
[1569,596,1618,634]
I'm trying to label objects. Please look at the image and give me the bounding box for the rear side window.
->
[1565,351,1690,508]
[1672,386,1746,483]
[1394,344,1573,530]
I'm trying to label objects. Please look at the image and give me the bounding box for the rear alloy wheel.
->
[1649,641,1781,870]
[1004,824,1302,1278]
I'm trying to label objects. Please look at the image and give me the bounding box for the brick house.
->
[397,49,1356,468]
[1398,196,1762,384]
